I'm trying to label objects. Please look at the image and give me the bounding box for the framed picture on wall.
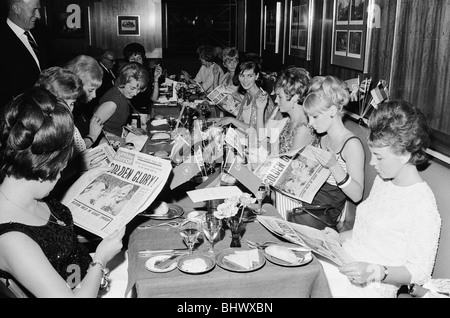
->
[331,0,367,70]
[288,0,312,59]
[117,15,140,36]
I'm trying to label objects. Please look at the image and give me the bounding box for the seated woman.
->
[319,99,441,298]
[194,44,224,95]
[0,88,125,298]
[122,42,162,117]
[265,66,316,154]
[277,76,365,225]
[216,47,242,117]
[216,59,280,136]
[65,55,104,140]
[94,62,149,138]
[35,66,104,157]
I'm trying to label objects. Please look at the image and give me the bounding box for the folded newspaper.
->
[257,215,354,266]
[63,143,172,238]
[252,145,331,204]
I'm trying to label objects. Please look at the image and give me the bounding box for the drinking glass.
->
[254,184,270,214]
[179,219,201,254]
[201,214,222,255]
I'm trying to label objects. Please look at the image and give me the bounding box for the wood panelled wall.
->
[90,0,162,59]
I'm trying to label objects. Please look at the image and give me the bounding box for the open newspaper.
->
[64,143,172,238]
[257,215,354,266]
[252,145,331,204]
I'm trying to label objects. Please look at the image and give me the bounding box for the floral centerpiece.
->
[213,193,256,247]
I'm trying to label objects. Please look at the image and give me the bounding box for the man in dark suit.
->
[0,0,48,109]
[96,49,117,103]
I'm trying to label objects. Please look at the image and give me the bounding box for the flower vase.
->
[227,215,245,248]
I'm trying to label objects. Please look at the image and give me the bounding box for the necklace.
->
[0,190,67,227]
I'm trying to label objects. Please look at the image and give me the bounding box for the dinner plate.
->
[187,210,206,221]
[141,204,184,220]
[263,246,313,267]
[145,254,178,273]
[177,254,215,274]
[216,248,266,273]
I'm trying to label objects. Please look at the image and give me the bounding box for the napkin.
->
[224,249,260,269]
[151,119,168,126]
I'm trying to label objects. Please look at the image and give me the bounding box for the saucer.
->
[145,254,178,273]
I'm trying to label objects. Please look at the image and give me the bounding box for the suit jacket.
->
[0,23,48,109]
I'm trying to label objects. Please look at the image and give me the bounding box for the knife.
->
[155,254,182,269]
[138,249,188,256]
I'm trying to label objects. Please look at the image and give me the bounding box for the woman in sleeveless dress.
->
[303,75,365,216]
[0,88,125,297]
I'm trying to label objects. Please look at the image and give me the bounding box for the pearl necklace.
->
[0,190,66,227]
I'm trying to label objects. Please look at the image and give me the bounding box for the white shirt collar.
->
[7,18,27,38]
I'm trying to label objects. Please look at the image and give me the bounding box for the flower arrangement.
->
[214,193,256,247]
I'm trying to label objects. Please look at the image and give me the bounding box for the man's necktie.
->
[24,31,40,58]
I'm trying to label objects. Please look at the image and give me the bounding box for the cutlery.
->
[138,221,180,229]
[245,239,285,249]
[155,254,182,269]
[138,248,188,256]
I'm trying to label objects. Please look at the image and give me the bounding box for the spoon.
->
[138,221,180,229]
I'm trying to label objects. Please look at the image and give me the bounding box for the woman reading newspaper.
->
[0,88,125,298]
[273,75,365,225]
[319,100,441,298]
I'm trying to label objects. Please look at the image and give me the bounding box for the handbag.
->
[287,204,341,230]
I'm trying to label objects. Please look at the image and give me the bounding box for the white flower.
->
[239,192,256,206]
[214,201,239,219]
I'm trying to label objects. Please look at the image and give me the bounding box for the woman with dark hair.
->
[217,59,279,134]
[319,99,441,298]
[0,88,125,297]
[271,66,316,154]
[94,62,149,138]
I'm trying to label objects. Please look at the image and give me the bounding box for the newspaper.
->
[257,215,354,266]
[252,145,331,204]
[207,85,240,116]
[64,143,172,238]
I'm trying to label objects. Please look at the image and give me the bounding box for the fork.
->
[245,239,284,249]
[138,221,180,229]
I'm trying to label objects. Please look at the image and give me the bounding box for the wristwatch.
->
[381,265,389,282]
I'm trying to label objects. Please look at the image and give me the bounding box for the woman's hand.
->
[81,147,107,170]
[89,116,103,141]
[93,227,126,266]
[339,262,383,285]
[322,226,340,241]
[154,65,163,80]
[256,89,268,112]
[311,146,338,168]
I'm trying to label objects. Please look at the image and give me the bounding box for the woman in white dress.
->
[320,99,442,298]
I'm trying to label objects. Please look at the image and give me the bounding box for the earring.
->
[330,115,335,118]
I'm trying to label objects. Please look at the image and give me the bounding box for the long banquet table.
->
[125,202,331,298]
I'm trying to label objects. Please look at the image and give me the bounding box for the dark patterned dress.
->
[0,198,92,296]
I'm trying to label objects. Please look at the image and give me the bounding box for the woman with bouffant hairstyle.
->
[320,100,441,298]
[0,88,74,183]
[0,88,125,297]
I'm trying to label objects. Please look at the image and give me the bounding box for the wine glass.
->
[254,184,270,214]
[201,214,222,255]
[179,219,201,254]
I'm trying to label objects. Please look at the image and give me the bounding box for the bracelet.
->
[336,173,350,187]
[338,175,352,189]
[89,261,110,290]
[85,135,95,144]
